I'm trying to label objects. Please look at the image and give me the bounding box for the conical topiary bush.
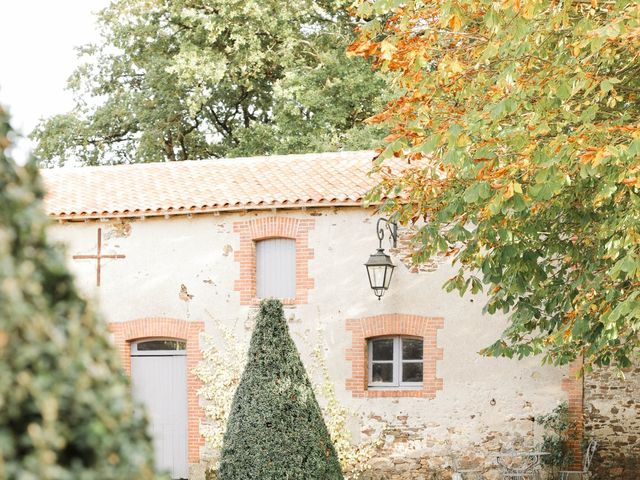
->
[219,299,343,480]
[0,106,157,479]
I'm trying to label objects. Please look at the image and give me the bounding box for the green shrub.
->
[0,107,157,479]
[219,299,343,480]
[536,402,575,473]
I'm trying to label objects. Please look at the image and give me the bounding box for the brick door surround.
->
[108,318,205,464]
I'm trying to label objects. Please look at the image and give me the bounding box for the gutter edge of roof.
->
[48,200,377,221]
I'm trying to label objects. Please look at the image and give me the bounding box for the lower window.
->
[368,336,423,389]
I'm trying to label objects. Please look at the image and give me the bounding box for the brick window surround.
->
[108,318,205,464]
[233,216,315,305]
[346,314,444,398]
[562,358,585,470]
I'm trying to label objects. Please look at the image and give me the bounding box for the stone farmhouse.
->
[41,151,638,480]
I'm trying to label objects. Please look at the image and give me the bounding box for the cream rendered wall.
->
[50,207,569,477]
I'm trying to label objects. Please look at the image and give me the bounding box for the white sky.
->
[0,0,109,163]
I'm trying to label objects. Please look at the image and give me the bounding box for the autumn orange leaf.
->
[351,0,640,369]
[448,14,462,31]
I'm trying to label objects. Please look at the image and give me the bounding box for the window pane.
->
[371,363,394,383]
[137,340,186,351]
[371,338,394,361]
[402,362,423,383]
[256,238,296,298]
[402,338,423,360]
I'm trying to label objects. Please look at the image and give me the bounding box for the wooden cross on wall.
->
[72,228,125,287]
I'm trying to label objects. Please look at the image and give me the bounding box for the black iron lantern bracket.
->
[376,217,398,249]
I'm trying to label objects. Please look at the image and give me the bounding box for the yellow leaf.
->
[456,133,471,147]
[379,40,397,61]
[439,54,465,75]
[593,148,612,167]
[504,183,514,199]
[521,0,537,19]
[504,181,522,199]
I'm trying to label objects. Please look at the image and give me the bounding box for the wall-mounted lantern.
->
[365,218,398,300]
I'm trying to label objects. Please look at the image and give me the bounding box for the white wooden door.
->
[131,340,188,479]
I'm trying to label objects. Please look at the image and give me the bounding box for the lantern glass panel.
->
[368,264,386,289]
[383,265,394,288]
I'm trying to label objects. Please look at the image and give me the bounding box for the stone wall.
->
[585,362,640,480]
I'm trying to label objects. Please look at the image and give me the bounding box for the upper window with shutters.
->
[233,217,314,305]
[255,238,296,300]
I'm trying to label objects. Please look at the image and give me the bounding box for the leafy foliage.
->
[219,299,343,480]
[0,106,157,479]
[195,325,248,470]
[351,0,640,369]
[311,346,384,479]
[33,0,389,166]
[536,403,575,472]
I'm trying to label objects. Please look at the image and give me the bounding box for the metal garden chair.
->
[495,450,549,480]
[559,440,598,480]
[500,473,540,480]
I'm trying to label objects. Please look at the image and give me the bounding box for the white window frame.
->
[368,336,423,390]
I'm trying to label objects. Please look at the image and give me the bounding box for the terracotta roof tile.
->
[41,150,380,219]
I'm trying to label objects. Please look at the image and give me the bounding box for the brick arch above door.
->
[108,318,205,464]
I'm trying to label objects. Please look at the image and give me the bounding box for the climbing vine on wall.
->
[311,346,386,479]
[536,402,576,474]
[194,324,247,468]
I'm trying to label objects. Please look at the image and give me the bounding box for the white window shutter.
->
[256,238,296,299]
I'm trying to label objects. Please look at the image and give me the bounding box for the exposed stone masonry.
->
[585,362,640,480]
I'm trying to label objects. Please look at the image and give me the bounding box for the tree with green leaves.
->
[33,0,389,166]
[350,0,639,370]
[0,105,157,479]
[219,299,343,480]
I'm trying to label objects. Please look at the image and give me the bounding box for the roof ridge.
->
[42,150,376,175]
